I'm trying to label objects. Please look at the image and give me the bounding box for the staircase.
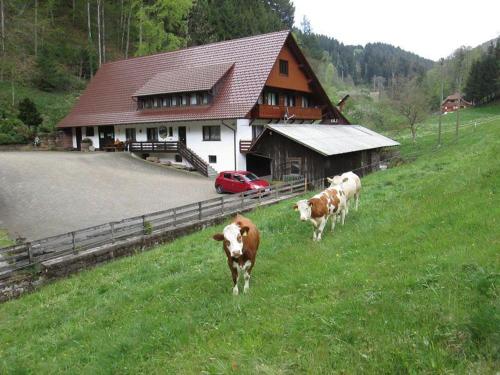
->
[178,142,218,178]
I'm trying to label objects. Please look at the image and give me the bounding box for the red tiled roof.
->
[58,30,292,128]
[133,62,234,97]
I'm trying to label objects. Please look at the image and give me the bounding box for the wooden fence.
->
[0,178,321,280]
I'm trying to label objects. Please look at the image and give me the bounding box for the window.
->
[190,93,197,105]
[287,157,301,174]
[168,127,173,137]
[252,125,264,140]
[153,98,159,108]
[181,95,188,106]
[265,91,278,106]
[208,155,217,164]
[146,128,158,141]
[234,174,244,183]
[223,173,231,179]
[162,97,171,107]
[86,127,94,137]
[171,96,178,106]
[175,154,182,163]
[302,96,309,108]
[279,59,288,75]
[285,94,296,107]
[202,93,209,105]
[125,128,136,141]
[203,125,221,141]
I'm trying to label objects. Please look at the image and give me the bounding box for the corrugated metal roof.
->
[262,124,399,156]
[133,63,234,97]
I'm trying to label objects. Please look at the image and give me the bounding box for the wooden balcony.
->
[254,104,322,120]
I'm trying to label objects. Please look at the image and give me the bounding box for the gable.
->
[265,45,312,93]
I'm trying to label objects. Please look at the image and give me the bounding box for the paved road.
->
[0,152,218,241]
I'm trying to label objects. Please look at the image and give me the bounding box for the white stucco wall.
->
[72,120,249,173]
[236,119,252,170]
[71,127,77,149]
[185,122,236,172]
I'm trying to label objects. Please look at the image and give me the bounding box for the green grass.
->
[0,105,499,373]
[0,229,13,247]
[0,82,79,131]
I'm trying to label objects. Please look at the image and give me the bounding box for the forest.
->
[0,0,498,143]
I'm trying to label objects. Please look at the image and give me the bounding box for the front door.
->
[75,127,82,150]
[178,126,186,145]
[98,126,115,149]
[146,128,158,141]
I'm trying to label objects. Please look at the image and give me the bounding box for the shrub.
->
[81,138,93,145]
[18,98,43,128]
[0,118,33,144]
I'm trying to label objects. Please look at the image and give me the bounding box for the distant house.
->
[441,93,472,113]
[58,30,397,179]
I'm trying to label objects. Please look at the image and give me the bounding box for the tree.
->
[397,79,428,142]
[18,98,43,129]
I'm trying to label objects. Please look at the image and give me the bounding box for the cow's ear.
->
[213,233,224,241]
[327,177,334,183]
[240,226,250,237]
[308,200,314,207]
[293,204,298,211]
[343,177,349,183]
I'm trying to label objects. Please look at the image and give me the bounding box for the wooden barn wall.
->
[252,132,325,182]
[252,132,384,182]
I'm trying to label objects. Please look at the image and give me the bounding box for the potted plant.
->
[81,137,93,151]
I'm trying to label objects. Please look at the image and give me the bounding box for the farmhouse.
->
[58,30,397,178]
[441,93,472,113]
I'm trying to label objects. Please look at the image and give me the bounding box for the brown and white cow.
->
[293,186,347,242]
[327,171,361,214]
[213,214,260,295]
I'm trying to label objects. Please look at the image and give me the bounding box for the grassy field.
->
[0,105,499,373]
[0,230,13,247]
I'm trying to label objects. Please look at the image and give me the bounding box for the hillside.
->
[0,106,498,373]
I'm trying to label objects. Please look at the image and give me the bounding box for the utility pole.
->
[438,58,444,146]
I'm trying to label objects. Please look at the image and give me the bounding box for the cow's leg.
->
[331,214,336,232]
[345,199,350,215]
[317,217,327,241]
[311,221,318,241]
[341,208,346,225]
[355,192,360,211]
[242,261,252,293]
[230,263,239,295]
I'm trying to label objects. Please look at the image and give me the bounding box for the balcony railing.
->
[126,141,179,153]
[254,104,322,120]
[240,140,253,153]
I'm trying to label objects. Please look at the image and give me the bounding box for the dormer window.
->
[279,59,288,76]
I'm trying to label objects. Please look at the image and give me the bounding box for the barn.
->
[246,124,399,183]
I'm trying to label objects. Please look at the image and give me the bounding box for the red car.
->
[215,171,270,194]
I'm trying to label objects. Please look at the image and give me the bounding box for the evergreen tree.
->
[18,98,43,129]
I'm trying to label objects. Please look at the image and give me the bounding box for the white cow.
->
[327,171,361,214]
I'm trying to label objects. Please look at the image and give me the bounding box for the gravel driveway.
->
[0,152,218,241]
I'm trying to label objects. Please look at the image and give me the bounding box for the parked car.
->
[215,171,270,194]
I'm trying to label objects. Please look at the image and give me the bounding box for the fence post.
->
[258,189,262,205]
[304,177,308,193]
[72,232,77,254]
[198,202,202,221]
[220,196,224,214]
[173,208,177,227]
[110,222,115,244]
[142,215,146,235]
[241,193,244,210]
[27,242,33,264]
